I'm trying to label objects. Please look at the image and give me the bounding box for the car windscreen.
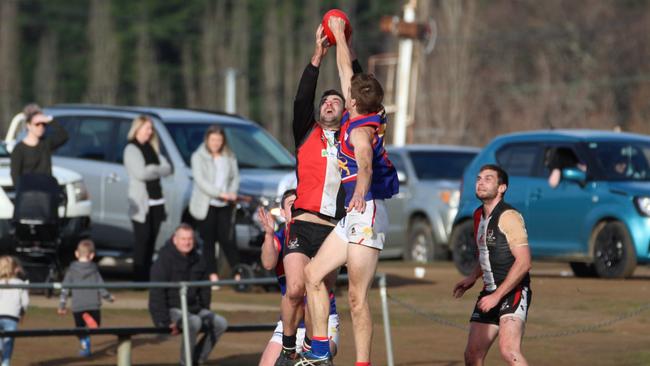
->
[408,151,477,180]
[165,122,295,169]
[0,143,8,158]
[589,141,650,181]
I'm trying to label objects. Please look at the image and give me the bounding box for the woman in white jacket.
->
[190,125,240,282]
[123,115,172,281]
[0,256,28,366]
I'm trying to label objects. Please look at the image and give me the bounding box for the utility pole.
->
[224,68,237,114]
[380,0,436,146]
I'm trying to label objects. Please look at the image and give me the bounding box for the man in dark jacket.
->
[148,223,228,365]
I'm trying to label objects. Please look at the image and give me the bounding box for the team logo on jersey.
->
[287,237,299,249]
[486,229,496,246]
[338,157,350,176]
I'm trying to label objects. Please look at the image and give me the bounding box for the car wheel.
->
[591,221,637,278]
[406,219,435,263]
[569,262,596,278]
[232,263,255,293]
[451,221,477,276]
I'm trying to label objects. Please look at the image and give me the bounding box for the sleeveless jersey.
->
[294,125,346,220]
[338,110,399,206]
[473,201,530,291]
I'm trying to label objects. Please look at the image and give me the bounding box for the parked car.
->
[385,145,479,261]
[5,105,296,266]
[0,141,91,254]
[450,129,650,278]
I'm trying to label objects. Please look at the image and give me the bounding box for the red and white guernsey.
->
[294,125,346,220]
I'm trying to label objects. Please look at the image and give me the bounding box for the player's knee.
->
[498,344,523,365]
[347,289,367,314]
[464,345,485,365]
[286,283,305,304]
[303,264,323,291]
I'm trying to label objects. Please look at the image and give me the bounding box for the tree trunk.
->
[231,0,250,116]
[35,32,59,107]
[263,1,282,140]
[0,0,20,134]
[85,0,120,104]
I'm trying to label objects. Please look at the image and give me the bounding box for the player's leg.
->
[302,230,348,361]
[464,322,499,366]
[346,243,380,363]
[259,321,284,366]
[498,316,528,366]
[279,251,310,359]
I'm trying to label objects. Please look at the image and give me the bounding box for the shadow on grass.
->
[32,335,169,366]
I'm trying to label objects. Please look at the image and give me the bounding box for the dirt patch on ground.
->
[9,261,650,365]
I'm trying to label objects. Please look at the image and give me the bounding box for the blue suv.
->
[450,130,650,278]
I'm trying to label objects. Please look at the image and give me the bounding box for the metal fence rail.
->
[0,273,394,366]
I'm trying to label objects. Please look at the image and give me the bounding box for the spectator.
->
[189,125,240,282]
[0,256,29,366]
[545,147,586,188]
[57,239,114,357]
[148,224,228,366]
[10,103,68,186]
[123,115,172,281]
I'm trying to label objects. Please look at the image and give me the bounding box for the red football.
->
[322,9,352,46]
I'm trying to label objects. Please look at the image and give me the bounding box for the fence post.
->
[379,273,394,366]
[180,282,192,366]
[116,335,132,366]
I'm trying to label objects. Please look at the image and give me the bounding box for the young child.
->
[0,256,29,366]
[58,239,114,357]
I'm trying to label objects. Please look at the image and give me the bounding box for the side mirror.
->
[397,170,407,185]
[562,167,586,185]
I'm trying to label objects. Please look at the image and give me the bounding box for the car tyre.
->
[591,221,636,278]
[451,220,477,276]
[232,263,255,293]
[406,218,441,263]
[569,262,597,278]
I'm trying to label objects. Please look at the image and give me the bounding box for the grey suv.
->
[8,105,296,261]
[386,145,478,262]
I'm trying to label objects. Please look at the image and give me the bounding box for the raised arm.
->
[348,126,374,213]
[293,25,329,146]
[258,207,280,270]
[329,17,354,101]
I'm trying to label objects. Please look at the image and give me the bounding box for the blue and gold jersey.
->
[338,110,399,206]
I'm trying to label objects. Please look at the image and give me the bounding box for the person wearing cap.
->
[10,103,68,186]
[274,24,362,366]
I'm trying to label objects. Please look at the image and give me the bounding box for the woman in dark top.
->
[123,115,172,281]
[10,103,68,186]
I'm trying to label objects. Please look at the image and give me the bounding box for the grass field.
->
[8,261,650,365]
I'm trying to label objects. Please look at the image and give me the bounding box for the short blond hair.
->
[127,115,160,153]
[76,239,96,257]
[0,256,22,280]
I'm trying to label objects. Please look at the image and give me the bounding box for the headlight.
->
[72,181,89,202]
[635,196,650,216]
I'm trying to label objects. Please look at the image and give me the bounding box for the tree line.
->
[0,0,648,149]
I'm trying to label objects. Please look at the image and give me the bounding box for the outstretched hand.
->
[257,207,275,235]
[328,16,347,41]
[315,24,329,56]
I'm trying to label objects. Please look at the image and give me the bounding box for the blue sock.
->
[311,336,329,358]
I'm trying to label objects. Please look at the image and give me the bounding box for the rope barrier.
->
[386,294,650,339]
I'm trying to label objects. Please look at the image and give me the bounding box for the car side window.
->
[114,120,132,164]
[390,153,406,173]
[496,144,540,177]
[72,118,115,161]
[50,117,79,158]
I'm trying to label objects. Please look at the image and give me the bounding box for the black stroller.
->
[10,173,67,293]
